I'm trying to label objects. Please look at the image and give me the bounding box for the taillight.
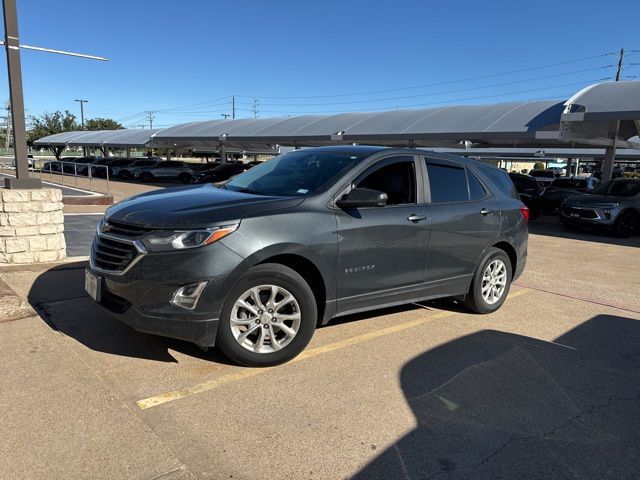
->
[520,205,530,223]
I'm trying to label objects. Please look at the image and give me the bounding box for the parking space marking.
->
[136,288,530,410]
[514,282,640,314]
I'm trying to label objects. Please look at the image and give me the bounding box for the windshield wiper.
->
[229,187,267,196]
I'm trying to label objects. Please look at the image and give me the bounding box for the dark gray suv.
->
[85,146,528,366]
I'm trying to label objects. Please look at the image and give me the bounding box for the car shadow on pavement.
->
[529,215,640,247]
[27,261,233,364]
[353,314,640,479]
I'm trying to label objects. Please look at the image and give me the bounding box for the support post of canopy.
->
[602,120,620,182]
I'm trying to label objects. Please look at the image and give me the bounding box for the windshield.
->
[594,180,640,197]
[225,150,367,196]
[552,178,586,188]
[530,170,554,177]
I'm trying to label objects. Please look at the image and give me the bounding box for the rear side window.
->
[477,164,518,198]
[468,171,487,200]
[426,163,469,203]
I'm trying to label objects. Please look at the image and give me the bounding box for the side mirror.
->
[336,187,388,208]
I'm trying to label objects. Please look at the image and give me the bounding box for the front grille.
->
[105,220,153,238]
[92,236,140,272]
[563,207,598,219]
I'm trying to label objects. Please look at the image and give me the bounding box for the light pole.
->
[2,0,39,188]
[1,0,107,189]
[75,99,87,156]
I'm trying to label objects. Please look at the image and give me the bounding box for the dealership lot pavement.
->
[63,214,102,257]
[1,219,639,479]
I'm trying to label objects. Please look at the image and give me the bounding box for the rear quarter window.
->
[477,164,518,198]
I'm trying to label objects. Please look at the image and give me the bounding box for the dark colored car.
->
[509,173,543,219]
[528,169,556,187]
[560,178,640,237]
[540,177,600,213]
[192,162,250,184]
[88,158,121,177]
[85,146,529,366]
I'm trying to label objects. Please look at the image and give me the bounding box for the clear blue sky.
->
[2,0,639,128]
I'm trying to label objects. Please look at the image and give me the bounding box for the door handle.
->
[480,208,492,215]
[407,214,427,222]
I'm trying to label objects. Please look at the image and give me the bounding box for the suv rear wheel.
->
[216,263,317,366]
[463,248,512,314]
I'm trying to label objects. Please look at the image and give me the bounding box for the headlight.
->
[141,225,238,252]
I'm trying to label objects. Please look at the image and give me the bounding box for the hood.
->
[105,184,303,229]
[564,194,620,207]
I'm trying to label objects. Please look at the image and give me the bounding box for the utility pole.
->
[75,98,87,156]
[615,48,624,81]
[74,99,87,129]
[232,96,236,119]
[251,96,259,118]
[145,110,155,129]
[145,111,155,156]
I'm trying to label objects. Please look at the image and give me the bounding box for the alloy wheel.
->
[230,285,302,354]
[481,259,507,305]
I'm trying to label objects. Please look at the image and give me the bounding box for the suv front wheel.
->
[216,263,317,366]
[463,248,513,314]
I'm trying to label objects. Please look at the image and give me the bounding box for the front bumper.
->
[560,205,619,229]
[97,289,220,346]
[89,238,246,347]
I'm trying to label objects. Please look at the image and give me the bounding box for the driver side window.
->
[356,158,416,205]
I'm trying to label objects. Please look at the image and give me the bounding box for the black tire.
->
[613,211,638,238]
[216,263,317,367]
[139,172,154,183]
[562,221,581,232]
[119,170,132,180]
[178,172,193,184]
[463,248,512,314]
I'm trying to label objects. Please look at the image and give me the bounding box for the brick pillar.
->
[0,188,66,264]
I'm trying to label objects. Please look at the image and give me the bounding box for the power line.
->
[257,78,604,115]
[237,52,618,100]
[257,65,612,107]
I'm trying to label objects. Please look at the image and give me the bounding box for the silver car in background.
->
[560,178,640,237]
[133,160,194,183]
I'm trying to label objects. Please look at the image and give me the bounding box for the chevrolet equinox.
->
[86,146,528,366]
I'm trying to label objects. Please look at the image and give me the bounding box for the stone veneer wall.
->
[0,188,66,264]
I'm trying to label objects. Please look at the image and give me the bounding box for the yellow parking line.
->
[136,288,529,410]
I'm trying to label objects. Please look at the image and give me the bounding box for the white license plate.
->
[85,269,101,302]
[570,213,580,218]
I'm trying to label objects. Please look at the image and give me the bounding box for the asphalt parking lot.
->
[1,217,639,479]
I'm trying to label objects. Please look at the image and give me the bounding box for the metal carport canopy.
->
[560,80,640,148]
[151,101,567,149]
[33,129,161,148]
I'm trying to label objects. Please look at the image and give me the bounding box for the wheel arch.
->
[256,253,327,325]
[492,241,518,277]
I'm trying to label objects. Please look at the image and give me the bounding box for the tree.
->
[85,117,124,131]
[26,110,78,144]
[533,162,545,170]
